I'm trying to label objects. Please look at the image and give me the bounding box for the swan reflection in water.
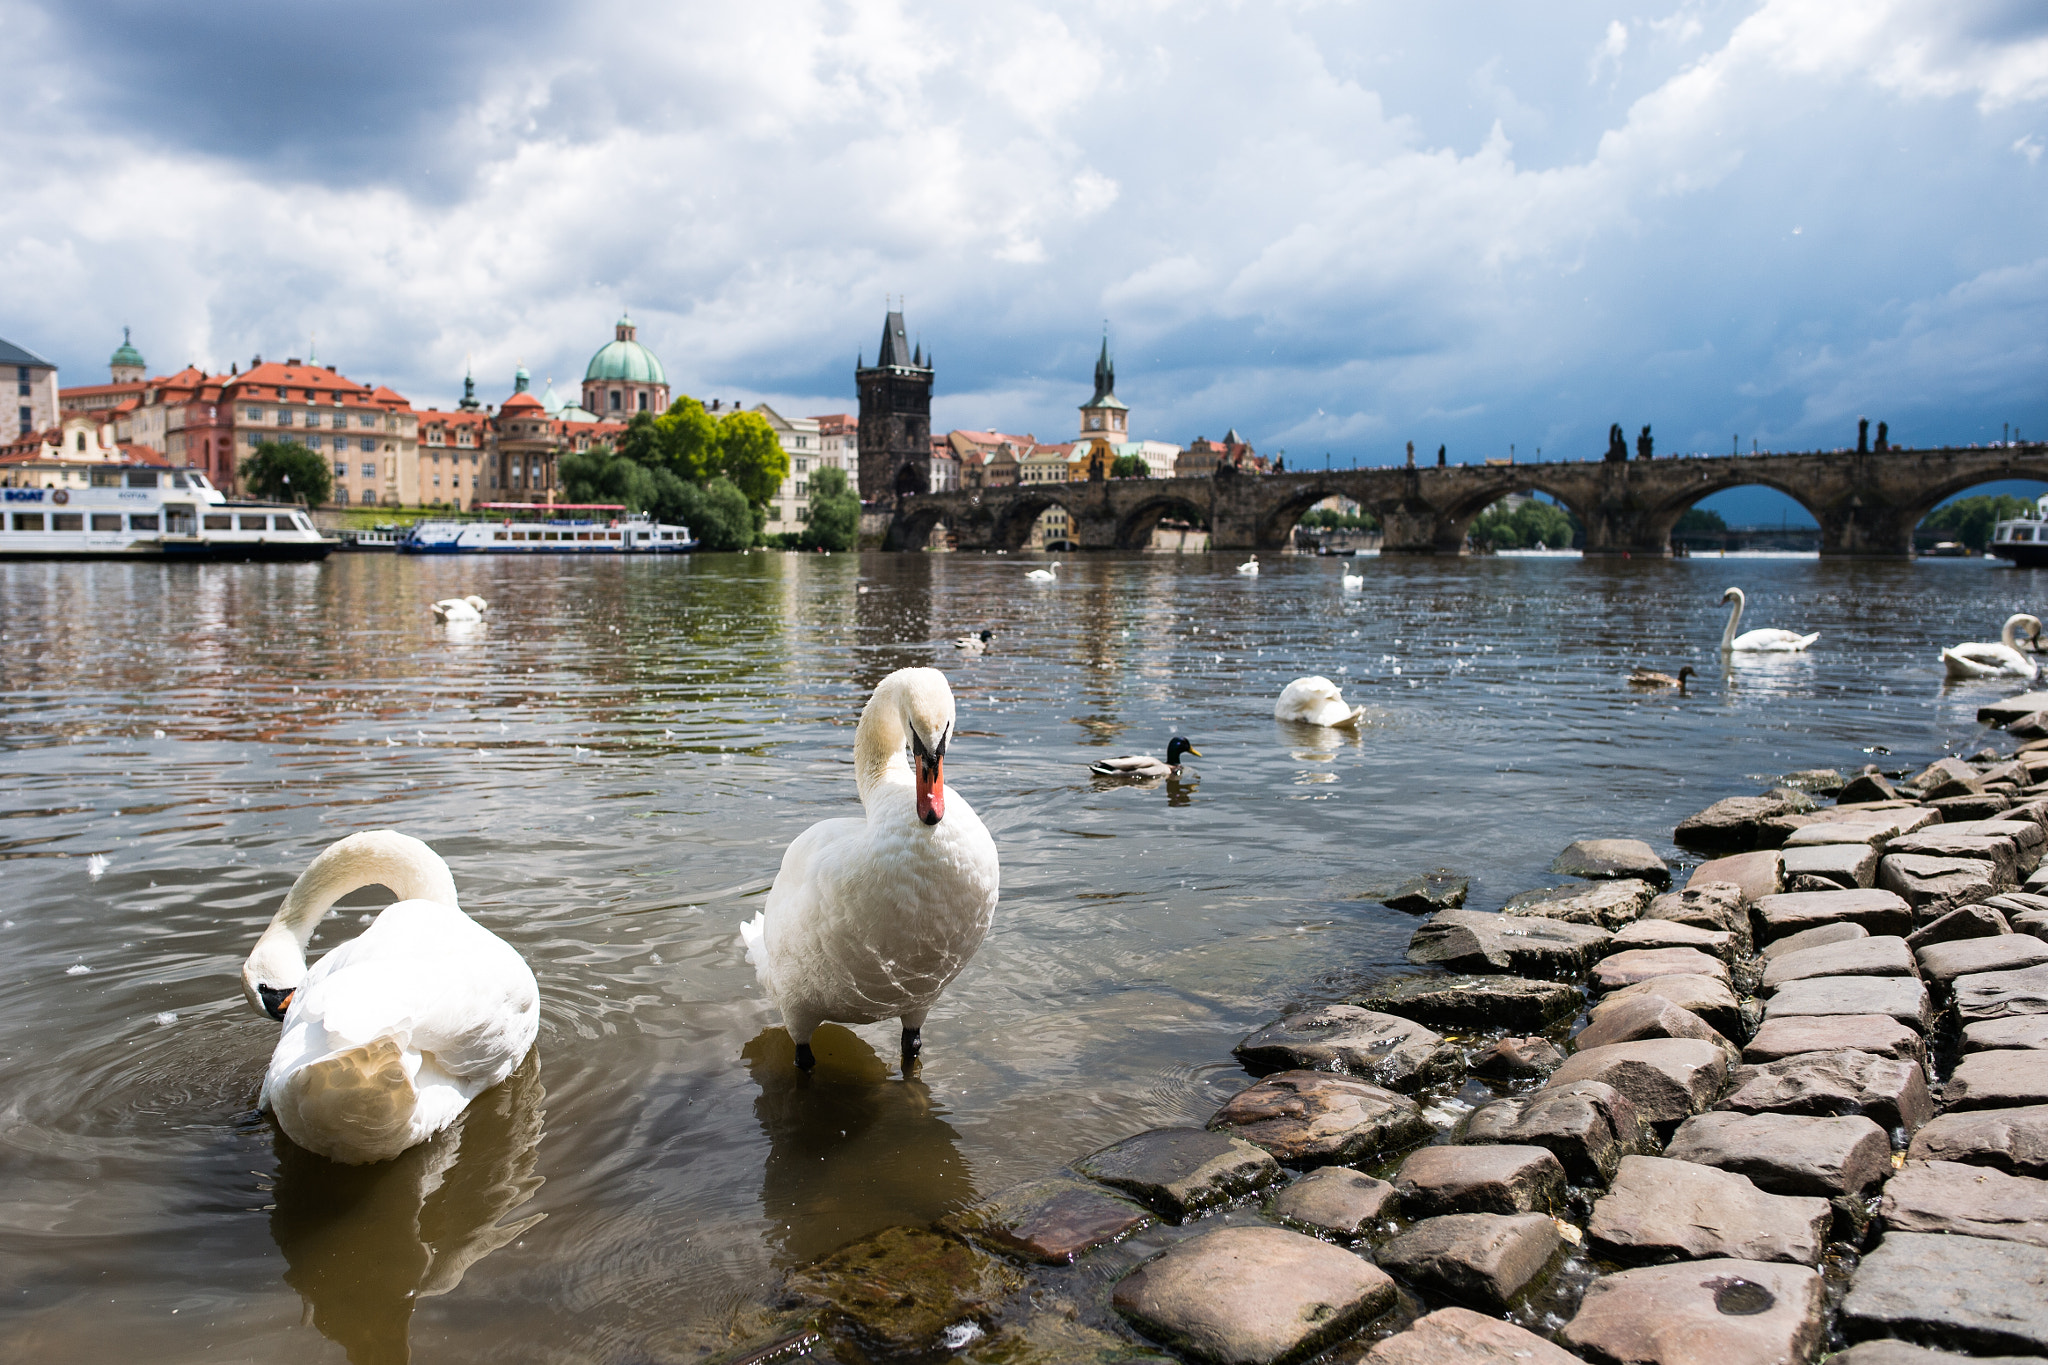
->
[744,1024,974,1267]
[267,1049,547,1365]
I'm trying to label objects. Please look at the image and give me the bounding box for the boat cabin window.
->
[129,514,159,531]
[52,513,83,531]
[92,514,122,531]
[91,470,122,487]
[166,506,195,535]
[205,514,232,531]
[9,513,43,531]
[126,470,160,488]
[2016,528,2035,543]
[238,515,268,532]
[291,513,312,530]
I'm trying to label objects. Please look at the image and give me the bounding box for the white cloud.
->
[1591,19,1630,83]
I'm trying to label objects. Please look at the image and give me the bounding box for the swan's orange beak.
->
[916,753,945,825]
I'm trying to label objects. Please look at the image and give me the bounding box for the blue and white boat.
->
[401,503,696,554]
[0,466,333,561]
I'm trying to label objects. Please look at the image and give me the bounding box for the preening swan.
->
[740,667,1000,1073]
[954,629,994,654]
[241,831,539,1165]
[1341,567,1364,590]
[1090,736,1200,779]
[1629,665,1695,690]
[1275,675,1365,727]
[1024,562,1061,582]
[1718,587,1817,653]
[431,595,488,623]
[1942,613,2043,680]
[1237,555,1259,575]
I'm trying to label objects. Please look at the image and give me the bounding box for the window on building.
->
[334,488,349,505]
[333,460,346,479]
[361,437,375,452]
[609,390,621,411]
[74,431,86,452]
[16,407,28,434]
[795,481,807,497]
[307,435,322,450]
[277,411,292,426]
[361,462,375,479]
[795,458,808,474]
[638,392,648,411]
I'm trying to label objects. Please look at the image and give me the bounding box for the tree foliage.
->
[1922,494,2038,551]
[653,398,720,481]
[799,466,860,550]
[716,410,791,505]
[1298,507,1378,531]
[241,441,333,506]
[1674,506,1728,536]
[1469,497,1578,550]
[677,476,754,551]
[1110,452,1151,479]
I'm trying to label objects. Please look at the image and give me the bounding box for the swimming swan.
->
[1341,567,1364,590]
[1275,675,1365,727]
[740,667,1000,1072]
[431,595,488,623]
[1237,555,1259,575]
[1942,613,2043,680]
[241,831,539,1165]
[1025,562,1061,582]
[1090,736,1200,779]
[1719,587,1817,653]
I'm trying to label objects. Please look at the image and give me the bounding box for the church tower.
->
[1077,334,1127,441]
[855,307,934,504]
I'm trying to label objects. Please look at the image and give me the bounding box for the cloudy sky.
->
[3,0,2044,511]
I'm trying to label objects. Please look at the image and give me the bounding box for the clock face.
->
[1089,416,1101,429]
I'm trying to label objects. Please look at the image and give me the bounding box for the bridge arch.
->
[1116,492,1211,550]
[888,502,952,551]
[1428,479,1598,554]
[1640,472,1829,553]
[987,487,1075,551]
[1893,466,2048,536]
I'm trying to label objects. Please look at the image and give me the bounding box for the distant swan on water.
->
[1719,587,1817,653]
[1025,562,1060,582]
[431,595,488,623]
[1943,613,2043,680]
[1275,676,1365,727]
[1237,555,1259,575]
[1341,566,1363,589]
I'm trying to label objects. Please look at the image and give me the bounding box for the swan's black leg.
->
[794,1041,816,1071]
[901,1026,923,1072]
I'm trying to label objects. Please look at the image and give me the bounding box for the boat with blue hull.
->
[401,503,696,554]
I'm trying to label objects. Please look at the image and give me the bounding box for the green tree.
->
[654,397,720,481]
[718,410,791,506]
[800,466,860,550]
[240,441,333,506]
[617,412,664,470]
[1675,507,1728,536]
[674,476,754,550]
[1469,497,1577,550]
[1110,452,1150,478]
[1922,493,2037,551]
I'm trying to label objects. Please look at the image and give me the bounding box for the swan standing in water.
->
[1718,587,1818,653]
[1024,562,1060,582]
[741,668,1000,1072]
[1237,555,1259,575]
[241,831,539,1165]
[1943,613,2043,679]
[431,595,488,623]
[1090,736,1201,779]
[1275,676,1365,727]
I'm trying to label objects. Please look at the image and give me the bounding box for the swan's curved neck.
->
[854,680,913,804]
[248,831,459,984]
[2003,614,2036,650]
[1720,591,1744,649]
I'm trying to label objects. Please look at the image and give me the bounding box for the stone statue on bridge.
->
[1606,425,1627,462]
[1437,445,1446,467]
[1859,417,1870,454]
[1637,425,1653,460]
[1876,422,1889,452]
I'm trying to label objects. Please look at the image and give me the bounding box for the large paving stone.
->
[1404,909,1612,979]
[1232,1007,1463,1091]
[1911,755,1983,792]
[1645,882,1750,948]
[1931,792,2016,820]
[1377,1212,1561,1312]
[1577,993,1735,1056]
[1548,1038,1730,1125]
[959,1316,1177,1365]
[1967,1016,2048,1050]
[1592,946,1729,990]
[1719,1048,1935,1133]
[1981,690,2048,725]
[1265,1167,1399,1239]
[1957,962,2048,1026]
[940,1177,1155,1264]
[1586,1155,1830,1266]
[1469,1035,1564,1080]
[1758,920,1867,960]
[1834,771,1903,803]
[1919,934,2048,987]
[1111,1225,1396,1365]
[1392,1144,1565,1216]
[1946,1050,2048,1111]
[1348,974,1582,1033]
[1686,849,1783,903]
[1743,1013,1926,1065]
[1364,1307,1581,1365]
[1880,1159,2048,1247]
[1763,974,1932,1031]
[1781,841,1879,889]
[1761,934,1916,990]
[1906,903,2013,950]
[1464,1079,1643,1185]
[1560,1258,1827,1365]
[1665,1110,1891,1197]
[1830,1344,2048,1365]
[1379,870,1469,913]
[1879,852,2004,915]
[1753,887,1915,941]
[1074,1128,1282,1221]
[1610,918,1739,963]
[782,1225,1025,1357]
[1675,790,1816,852]
[1782,817,1899,848]
[1503,879,1655,929]
[1888,828,2022,881]
[1553,838,1671,885]
[1953,818,2048,874]
[1599,973,1744,1040]
[1209,1072,1432,1168]
[1842,1231,2048,1356]
[1909,1105,2048,1176]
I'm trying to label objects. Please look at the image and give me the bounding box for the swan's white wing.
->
[750,816,868,993]
[1943,643,2036,678]
[1731,628,1816,652]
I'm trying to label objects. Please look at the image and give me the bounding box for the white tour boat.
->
[402,503,696,554]
[1990,495,2048,568]
[0,466,333,561]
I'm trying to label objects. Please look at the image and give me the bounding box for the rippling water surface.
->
[1,549,2040,1362]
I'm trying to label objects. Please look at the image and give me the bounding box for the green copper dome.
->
[584,313,667,386]
[110,327,144,371]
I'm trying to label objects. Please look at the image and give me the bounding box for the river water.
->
[1,549,2041,1363]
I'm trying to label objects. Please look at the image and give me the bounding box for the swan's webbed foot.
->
[793,1041,816,1072]
[901,1026,922,1074]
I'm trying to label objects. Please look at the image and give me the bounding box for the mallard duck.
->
[954,629,994,654]
[1628,665,1695,689]
[1089,736,1200,779]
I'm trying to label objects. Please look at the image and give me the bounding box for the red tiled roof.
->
[500,392,545,414]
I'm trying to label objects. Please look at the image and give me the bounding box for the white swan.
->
[1024,562,1061,582]
[1341,567,1363,590]
[740,668,1000,1071]
[431,595,488,623]
[1943,613,2043,680]
[1719,587,1818,653]
[1237,555,1260,575]
[241,831,539,1165]
[1275,675,1365,727]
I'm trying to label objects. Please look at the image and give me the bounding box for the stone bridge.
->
[887,444,2048,556]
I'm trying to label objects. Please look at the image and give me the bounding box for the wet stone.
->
[1878,852,2003,915]
[1464,1079,1643,1186]
[1546,1038,1730,1126]
[1719,1048,1935,1133]
[1953,818,2048,874]
[1743,1013,1926,1065]
[1753,887,1914,942]
[1880,1159,2048,1247]
[1760,934,1916,990]
[1209,1072,1432,1169]
[1469,1035,1564,1080]
[1403,910,1612,980]
[1393,1144,1566,1217]
[1111,1225,1397,1365]
[1609,918,1738,963]
[1957,962,2048,1026]
[1665,1111,1892,1197]
[1967,1016,2048,1051]
[961,1316,1178,1365]
[1074,1128,1282,1221]
[1645,882,1750,948]
[1830,1343,2048,1365]
[1592,947,1728,991]
[1380,870,1469,914]
[1945,1050,2048,1111]
[1503,879,1654,930]
[1836,771,1901,804]
[1364,1306,1582,1365]
[1888,829,2021,881]
[1559,1258,1827,1365]
[1587,1155,1830,1266]
[1376,1212,1561,1312]
[1552,838,1671,886]
[1265,1167,1399,1239]
[1686,849,1783,904]
[1781,767,1844,794]
[1911,755,1982,791]
[1578,994,1734,1057]
[1783,818,1899,849]
[1763,974,1932,1032]
[941,1177,1155,1264]
[1675,790,1816,853]
[1919,934,2048,987]
[1233,1006,1463,1091]
[1929,791,2015,820]
[1841,1231,2048,1356]
[1909,1105,2048,1176]
[1980,690,2048,726]
[1906,902,2013,950]
[1758,920,1867,960]
[1598,973,1744,1041]
[1348,974,1582,1033]
[781,1225,1025,1358]
[1780,841,1878,889]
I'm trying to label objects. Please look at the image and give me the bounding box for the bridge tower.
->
[855,308,934,506]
